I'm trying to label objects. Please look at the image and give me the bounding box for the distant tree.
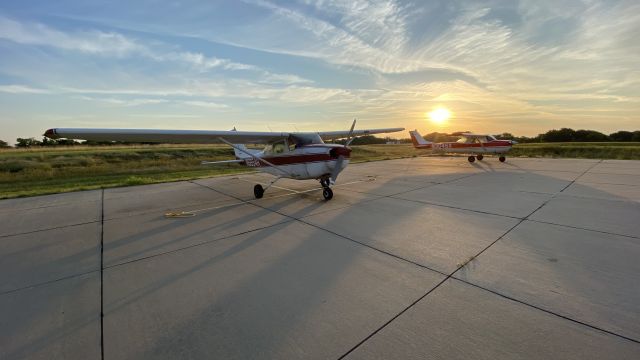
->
[0,140,10,148]
[633,131,640,142]
[574,129,609,142]
[540,128,576,142]
[423,132,459,142]
[609,131,634,142]
[496,133,515,140]
[40,137,79,146]
[16,137,42,147]
[346,135,387,145]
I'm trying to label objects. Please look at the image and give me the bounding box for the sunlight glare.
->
[428,108,451,125]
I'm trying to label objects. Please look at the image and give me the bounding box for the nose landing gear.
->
[254,184,264,199]
[499,156,506,162]
[320,176,333,200]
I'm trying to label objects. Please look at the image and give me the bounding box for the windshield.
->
[289,133,324,147]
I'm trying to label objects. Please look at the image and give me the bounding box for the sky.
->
[0,0,638,143]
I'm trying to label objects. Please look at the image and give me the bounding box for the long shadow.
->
[4,158,639,358]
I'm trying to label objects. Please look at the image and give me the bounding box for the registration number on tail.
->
[245,158,261,167]
[434,143,452,150]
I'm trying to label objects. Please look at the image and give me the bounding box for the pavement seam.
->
[102,219,296,269]
[191,162,640,356]
[525,219,640,239]
[0,269,99,296]
[189,179,450,274]
[450,277,640,344]
[523,159,603,221]
[100,189,105,360]
[337,274,451,359]
[337,160,608,358]
[0,220,100,239]
[337,215,527,359]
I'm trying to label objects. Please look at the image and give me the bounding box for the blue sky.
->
[0,0,638,143]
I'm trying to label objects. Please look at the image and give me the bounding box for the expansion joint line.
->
[100,189,105,360]
[338,160,609,359]
[336,217,524,359]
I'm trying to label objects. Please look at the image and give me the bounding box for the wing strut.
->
[217,137,292,176]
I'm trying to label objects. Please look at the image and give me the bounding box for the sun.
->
[428,108,451,125]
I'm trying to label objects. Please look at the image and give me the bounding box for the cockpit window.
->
[264,140,288,154]
[272,141,286,154]
[289,133,324,147]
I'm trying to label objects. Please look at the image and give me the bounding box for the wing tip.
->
[44,128,59,139]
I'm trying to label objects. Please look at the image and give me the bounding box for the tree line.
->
[407,128,640,144]
[1,128,639,148]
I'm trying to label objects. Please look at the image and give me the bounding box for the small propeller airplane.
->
[409,130,517,163]
[44,121,403,200]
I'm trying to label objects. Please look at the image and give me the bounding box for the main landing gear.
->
[468,154,506,163]
[253,176,282,199]
[320,176,333,201]
[254,184,264,199]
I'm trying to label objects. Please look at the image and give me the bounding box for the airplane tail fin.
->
[230,127,260,159]
[409,130,432,148]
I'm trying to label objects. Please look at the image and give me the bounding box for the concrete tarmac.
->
[1,157,639,359]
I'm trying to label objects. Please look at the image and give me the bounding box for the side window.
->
[273,142,286,154]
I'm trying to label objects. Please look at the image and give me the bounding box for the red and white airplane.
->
[44,121,403,200]
[409,130,516,163]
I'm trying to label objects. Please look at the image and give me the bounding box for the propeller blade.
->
[330,155,345,183]
[345,119,356,146]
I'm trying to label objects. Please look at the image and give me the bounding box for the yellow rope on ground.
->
[163,176,377,219]
[164,211,196,218]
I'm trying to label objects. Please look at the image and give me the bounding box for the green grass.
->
[510,142,640,160]
[1,142,638,199]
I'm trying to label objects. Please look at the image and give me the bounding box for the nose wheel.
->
[322,187,333,200]
[319,176,334,201]
[254,184,264,199]
[499,156,506,162]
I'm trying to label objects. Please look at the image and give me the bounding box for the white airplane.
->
[409,130,517,163]
[44,121,404,200]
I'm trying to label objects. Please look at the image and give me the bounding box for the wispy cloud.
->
[0,15,311,86]
[0,0,638,141]
[0,84,50,94]
[0,16,140,56]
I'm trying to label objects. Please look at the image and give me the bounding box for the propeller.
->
[330,119,356,184]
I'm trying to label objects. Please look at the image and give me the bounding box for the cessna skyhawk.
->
[409,130,516,163]
[44,121,403,200]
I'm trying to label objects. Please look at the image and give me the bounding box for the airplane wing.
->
[449,132,488,138]
[44,128,288,144]
[45,126,405,144]
[316,127,404,140]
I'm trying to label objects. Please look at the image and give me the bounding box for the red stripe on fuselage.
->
[255,153,347,166]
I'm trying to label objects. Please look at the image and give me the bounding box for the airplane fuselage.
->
[245,144,350,180]
[412,141,513,154]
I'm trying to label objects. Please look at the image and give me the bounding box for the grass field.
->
[1,142,638,199]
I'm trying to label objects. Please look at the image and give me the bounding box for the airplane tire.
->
[468,156,475,163]
[254,184,264,199]
[477,154,484,161]
[499,156,506,162]
[322,187,333,201]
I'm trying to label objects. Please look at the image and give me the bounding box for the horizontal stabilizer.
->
[201,159,245,165]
